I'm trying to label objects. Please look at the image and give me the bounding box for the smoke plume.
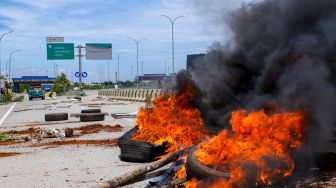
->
[184,0,336,153]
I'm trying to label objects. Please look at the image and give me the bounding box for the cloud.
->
[0,0,253,82]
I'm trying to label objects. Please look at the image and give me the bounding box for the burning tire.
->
[186,147,231,180]
[118,127,167,163]
[81,109,101,114]
[80,113,105,122]
[45,113,68,121]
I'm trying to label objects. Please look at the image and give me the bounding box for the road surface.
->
[0,90,152,188]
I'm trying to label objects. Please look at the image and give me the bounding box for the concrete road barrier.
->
[140,89,149,102]
[126,90,133,101]
[135,89,142,101]
[131,90,138,101]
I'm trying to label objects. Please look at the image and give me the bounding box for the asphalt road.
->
[0,90,151,188]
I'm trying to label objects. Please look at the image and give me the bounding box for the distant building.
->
[186,53,205,72]
[12,76,56,93]
[137,74,173,81]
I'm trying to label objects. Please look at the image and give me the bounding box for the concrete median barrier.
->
[131,90,138,101]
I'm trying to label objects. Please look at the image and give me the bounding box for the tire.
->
[314,152,336,171]
[80,113,105,122]
[81,109,101,114]
[118,127,167,163]
[29,97,32,101]
[45,113,68,121]
[41,96,45,100]
[186,147,231,180]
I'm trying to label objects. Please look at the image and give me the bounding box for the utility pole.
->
[160,15,184,77]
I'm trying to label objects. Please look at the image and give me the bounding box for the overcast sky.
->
[0,0,251,82]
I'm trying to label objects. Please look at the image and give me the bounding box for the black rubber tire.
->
[74,96,81,101]
[186,147,231,180]
[118,127,167,163]
[80,113,105,122]
[314,152,336,171]
[45,113,68,121]
[81,109,101,114]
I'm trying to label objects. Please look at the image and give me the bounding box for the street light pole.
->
[160,15,184,77]
[9,49,20,81]
[141,61,144,75]
[0,31,13,77]
[164,57,171,75]
[114,52,124,83]
[128,37,147,87]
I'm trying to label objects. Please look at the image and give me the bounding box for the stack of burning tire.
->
[185,147,231,181]
[118,127,167,162]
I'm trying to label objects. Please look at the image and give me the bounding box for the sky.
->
[0,0,251,82]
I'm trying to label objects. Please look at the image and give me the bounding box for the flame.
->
[132,84,208,154]
[192,109,305,187]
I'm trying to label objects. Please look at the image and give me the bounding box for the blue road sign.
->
[82,72,88,78]
[75,72,80,77]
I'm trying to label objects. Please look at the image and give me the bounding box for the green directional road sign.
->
[47,43,74,60]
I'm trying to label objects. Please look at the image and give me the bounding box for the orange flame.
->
[192,109,305,187]
[132,84,209,154]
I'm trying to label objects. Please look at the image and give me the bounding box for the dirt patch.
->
[30,138,117,147]
[26,121,80,127]
[0,152,21,158]
[1,127,36,135]
[72,124,123,134]
[0,140,25,146]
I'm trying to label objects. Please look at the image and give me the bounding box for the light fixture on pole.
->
[8,49,20,81]
[0,31,13,77]
[128,37,147,87]
[160,15,184,77]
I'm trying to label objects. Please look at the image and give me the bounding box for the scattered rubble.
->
[71,124,122,134]
[26,121,80,127]
[30,138,117,147]
[0,152,22,158]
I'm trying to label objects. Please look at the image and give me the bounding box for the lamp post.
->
[131,65,133,81]
[8,49,20,81]
[0,31,13,77]
[114,52,124,83]
[141,60,144,75]
[160,15,184,77]
[164,57,171,75]
[128,37,147,87]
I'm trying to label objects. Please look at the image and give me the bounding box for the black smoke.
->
[184,0,336,155]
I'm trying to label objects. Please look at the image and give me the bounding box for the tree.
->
[53,73,71,94]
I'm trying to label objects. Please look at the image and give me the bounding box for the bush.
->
[53,73,71,94]
[13,95,24,102]
[3,94,13,102]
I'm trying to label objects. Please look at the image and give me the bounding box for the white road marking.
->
[0,102,17,126]
[130,111,138,115]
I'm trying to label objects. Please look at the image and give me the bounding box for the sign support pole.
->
[76,45,84,86]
